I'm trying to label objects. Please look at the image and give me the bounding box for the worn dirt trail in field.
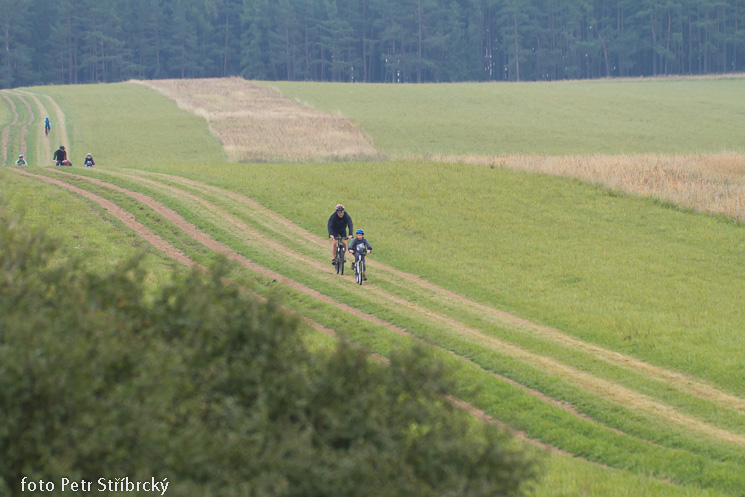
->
[1,94,18,165]
[14,90,55,164]
[97,169,629,432]
[15,95,33,159]
[9,166,573,460]
[50,167,745,448]
[119,169,745,418]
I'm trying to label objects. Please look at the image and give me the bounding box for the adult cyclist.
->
[44,117,51,137]
[327,203,353,266]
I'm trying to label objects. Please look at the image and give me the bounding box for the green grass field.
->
[267,76,745,156]
[1,77,744,497]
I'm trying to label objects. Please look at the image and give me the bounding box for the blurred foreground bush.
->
[0,207,539,496]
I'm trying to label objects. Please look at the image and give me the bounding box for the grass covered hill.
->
[1,76,744,497]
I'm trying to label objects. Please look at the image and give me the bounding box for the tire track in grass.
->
[14,90,54,164]
[44,94,69,150]
[1,94,18,165]
[8,167,573,462]
[126,169,745,416]
[12,169,192,265]
[13,94,33,161]
[79,169,745,449]
[89,169,624,434]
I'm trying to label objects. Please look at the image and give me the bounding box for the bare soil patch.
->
[135,77,381,163]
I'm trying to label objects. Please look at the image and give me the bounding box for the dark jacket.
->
[84,156,95,166]
[348,237,372,256]
[53,148,67,162]
[327,212,353,237]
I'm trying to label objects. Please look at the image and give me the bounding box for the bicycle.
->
[351,249,368,285]
[333,235,346,275]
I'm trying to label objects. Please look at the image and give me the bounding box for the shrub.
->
[0,207,538,496]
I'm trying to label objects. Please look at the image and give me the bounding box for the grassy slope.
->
[267,77,745,156]
[2,80,743,496]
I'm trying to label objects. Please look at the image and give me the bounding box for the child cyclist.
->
[348,229,372,280]
[16,154,27,166]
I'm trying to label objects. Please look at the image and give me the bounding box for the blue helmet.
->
[356,229,364,235]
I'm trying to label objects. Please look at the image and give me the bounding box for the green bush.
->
[0,207,538,497]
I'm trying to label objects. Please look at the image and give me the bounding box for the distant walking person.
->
[44,117,51,137]
[83,153,95,167]
[53,145,71,166]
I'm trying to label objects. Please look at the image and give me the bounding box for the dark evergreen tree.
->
[3,0,745,86]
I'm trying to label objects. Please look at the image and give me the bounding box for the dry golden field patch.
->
[136,77,380,163]
[137,77,745,222]
[430,153,745,222]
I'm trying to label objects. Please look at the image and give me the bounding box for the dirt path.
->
[1,94,18,165]
[51,168,745,449]
[45,94,69,148]
[15,95,33,159]
[14,90,54,164]
[12,169,192,265]
[79,169,627,435]
[9,166,577,461]
[124,169,745,416]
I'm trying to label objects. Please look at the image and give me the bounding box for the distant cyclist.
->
[348,229,372,280]
[16,154,27,166]
[327,203,353,266]
[53,145,70,166]
[44,117,51,136]
[83,153,95,167]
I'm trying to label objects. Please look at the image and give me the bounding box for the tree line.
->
[2,0,744,88]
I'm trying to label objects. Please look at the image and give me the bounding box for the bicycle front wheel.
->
[336,250,344,275]
[356,258,364,285]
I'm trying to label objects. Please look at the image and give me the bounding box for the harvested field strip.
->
[433,153,745,223]
[136,78,381,163]
[115,169,745,417]
[83,169,745,451]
